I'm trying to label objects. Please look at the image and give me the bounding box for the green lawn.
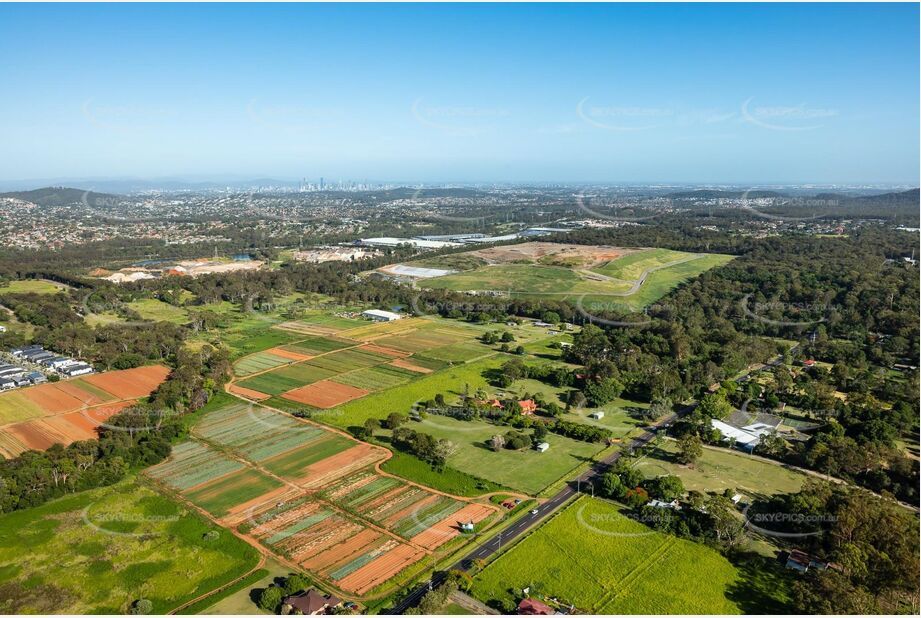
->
[380,449,507,497]
[125,298,190,323]
[634,440,808,497]
[0,279,68,294]
[423,263,622,297]
[0,479,259,614]
[382,415,604,495]
[471,496,743,614]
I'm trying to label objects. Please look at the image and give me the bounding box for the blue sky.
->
[0,3,917,184]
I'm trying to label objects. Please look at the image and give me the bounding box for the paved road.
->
[390,348,794,614]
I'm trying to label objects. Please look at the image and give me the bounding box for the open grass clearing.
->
[0,478,258,614]
[634,439,808,497]
[471,496,744,614]
[0,279,68,295]
[380,415,603,496]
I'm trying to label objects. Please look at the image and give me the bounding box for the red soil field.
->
[281,380,369,409]
[382,493,439,528]
[301,529,383,571]
[388,359,432,374]
[83,364,171,399]
[358,344,410,358]
[265,347,314,361]
[410,503,496,550]
[20,386,86,415]
[0,400,137,457]
[5,419,70,451]
[228,384,271,400]
[295,443,387,488]
[337,544,425,595]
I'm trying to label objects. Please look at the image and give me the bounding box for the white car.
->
[530,508,539,515]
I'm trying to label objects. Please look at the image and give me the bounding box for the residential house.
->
[281,589,342,615]
[518,399,538,415]
[785,549,829,574]
[518,598,554,615]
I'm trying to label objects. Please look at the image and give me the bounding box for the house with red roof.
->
[518,598,553,615]
[518,399,538,415]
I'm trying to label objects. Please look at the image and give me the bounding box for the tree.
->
[696,392,733,420]
[677,434,703,465]
[489,434,505,452]
[644,475,684,501]
[583,377,624,407]
[706,494,746,549]
[500,331,515,343]
[386,412,407,429]
[258,586,283,613]
[599,471,626,499]
[129,599,153,615]
[363,418,380,436]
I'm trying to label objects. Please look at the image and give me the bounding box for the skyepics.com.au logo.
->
[739,294,839,328]
[80,403,182,434]
[574,192,661,223]
[741,505,837,540]
[409,293,513,318]
[736,188,838,222]
[574,503,661,538]
[82,503,182,538]
[575,296,672,328]
[740,97,837,132]
[576,98,673,132]
[246,97,342,132]
[411,98,510,137]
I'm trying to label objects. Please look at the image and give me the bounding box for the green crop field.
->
[312,357,505,429]
[305,347,392,373]
[237,363,337,395]
[233,350,299,377]
[331,364,416,391]
[184,467,284,517]
[634,440,808,496]
[280,336,357,355]
[415,341,493,363]
[261,434,355,479]
[0,479,259,614]
[471,496,743,614]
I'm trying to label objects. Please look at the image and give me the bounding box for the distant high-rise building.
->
[320,177,324,191]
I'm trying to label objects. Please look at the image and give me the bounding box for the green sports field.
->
[0,479,259,614]
[471,496,743,614]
